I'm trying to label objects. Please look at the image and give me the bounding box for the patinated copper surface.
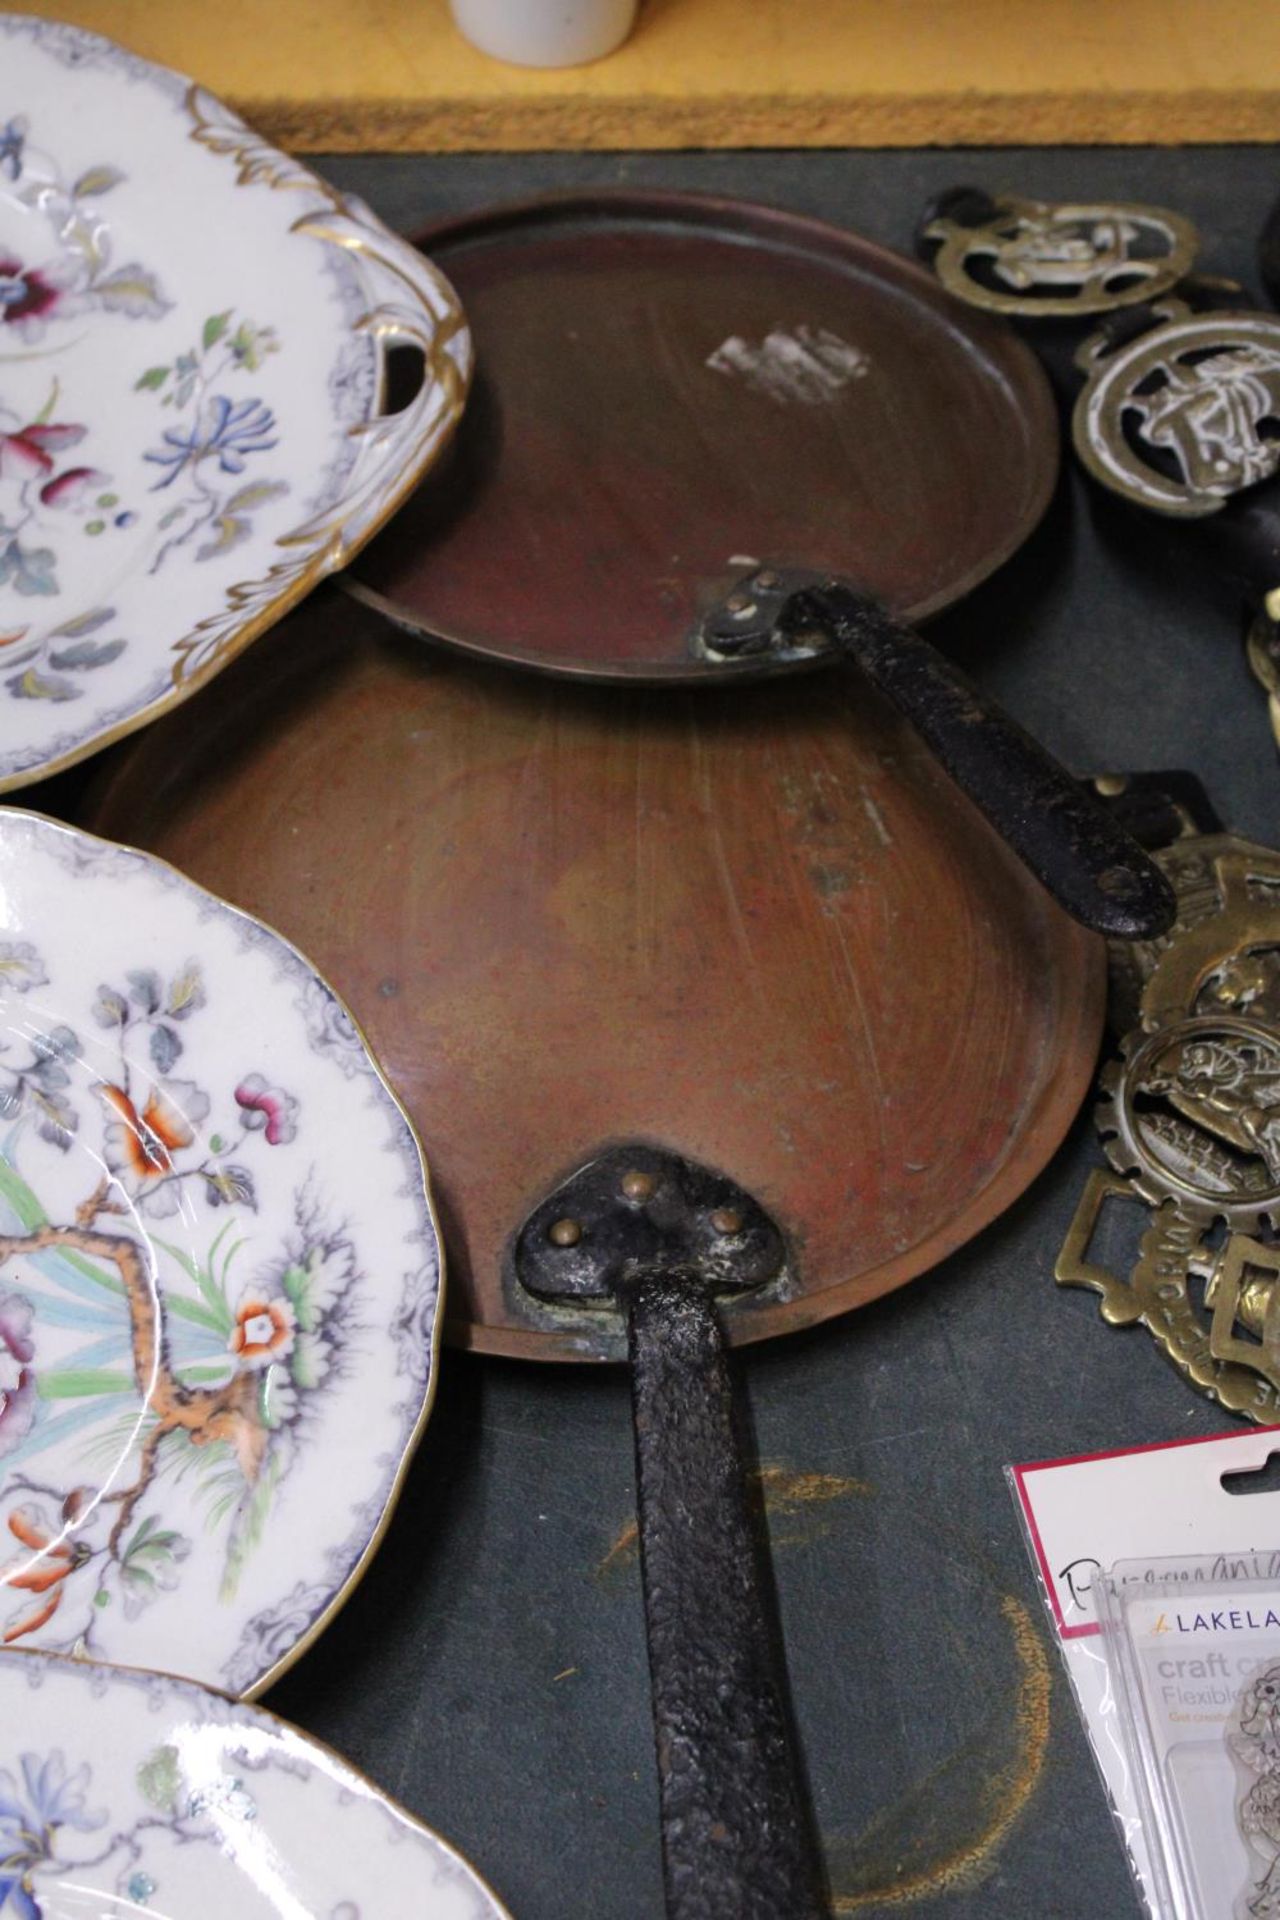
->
[348,191,1058,682]
[90,596,1103,1360]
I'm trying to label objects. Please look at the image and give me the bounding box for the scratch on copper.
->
[859,787,892,849]
[692,711,765,1003]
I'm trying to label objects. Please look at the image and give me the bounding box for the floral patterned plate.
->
[0,1647,510,1917]
[0,14,470,792]
[0,809,443,1695]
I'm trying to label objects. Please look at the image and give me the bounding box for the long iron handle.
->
[623,1268,828,1920]
[788,582,1176,941]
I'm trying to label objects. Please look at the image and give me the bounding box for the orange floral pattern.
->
[229,1296,296,1372]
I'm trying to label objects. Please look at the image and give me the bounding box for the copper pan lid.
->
[89,596,1102,1360]
[347,189,1058,683]
[90,193,1093,1361]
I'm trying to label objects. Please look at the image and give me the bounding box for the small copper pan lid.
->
[348,189,1058,682]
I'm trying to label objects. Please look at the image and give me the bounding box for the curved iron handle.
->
[786,583,1177,940]
[623,1268,828,1920]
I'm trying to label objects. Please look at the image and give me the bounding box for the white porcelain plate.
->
[0,1648,510,1917]
[0,15,470,791]
[0,809,443,1694]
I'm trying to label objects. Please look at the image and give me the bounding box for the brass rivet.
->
[548,1217,582,1247]
[621,1170,655,1202]
[710,1207,744,1235]
[1093,774,1129,798]
[755,569,780,590]
[724,593,757,618]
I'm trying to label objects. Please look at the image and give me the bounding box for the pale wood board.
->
[13,0,1280,150]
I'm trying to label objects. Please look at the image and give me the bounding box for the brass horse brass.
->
[1247,613,1280,743]
[1059,816,1280,1420]
[1073,305,1280,518]
[925,194,1197,319]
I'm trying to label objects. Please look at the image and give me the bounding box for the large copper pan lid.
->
[89,598,1103,1361]
[347,189,1058,682]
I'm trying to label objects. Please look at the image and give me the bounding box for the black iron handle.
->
[1184,476,1280,615]
[623,1266,828,1920]
[788,583,1177,940]
[515,1146,825,1916]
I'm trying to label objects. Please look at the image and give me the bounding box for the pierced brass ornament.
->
[1098,1016,1280,1230]
[1058,806,1280,1419]
[924,194,1198,319]
[1073,304,1280,517]
[1248,612,1280,752]
[1058,1176,1280,1421]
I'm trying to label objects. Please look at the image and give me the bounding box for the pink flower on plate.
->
[0,1293,37,1459]
[38,464,108,510]
[0,421,87,483]
[0,422,105,521]
[234,1074,298,1146]
[0,256,61,330]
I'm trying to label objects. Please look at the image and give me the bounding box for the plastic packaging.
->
[1097,1556,1280,1920]
[1009,1428,1280,1917]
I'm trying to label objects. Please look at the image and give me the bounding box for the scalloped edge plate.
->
[0,14,470,790]
[0,807,444,1696]
[0,1645,510,1916]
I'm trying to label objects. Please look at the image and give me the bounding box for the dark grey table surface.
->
[61,145,1280,1918]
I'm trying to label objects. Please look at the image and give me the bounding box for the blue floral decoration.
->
[0,119,24,183]
[144,395,278,490]
[0,542,57,599]
[0,1751,104,1916]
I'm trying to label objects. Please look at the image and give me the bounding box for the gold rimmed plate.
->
[0,808,444,1694]
[0,14,470,791]
[0,1645,510,1915]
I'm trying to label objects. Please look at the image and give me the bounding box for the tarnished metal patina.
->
[919,186,1280,622]
[923,191,1198,319]
[1099,1016,1280,1229]
[694,573,1173,938]
[516,1146,825,1920]
[1073,304,1280,517]
[1058,787,1280,1419]
[1059,1177,1280,1422]
[1247,612,1280,743]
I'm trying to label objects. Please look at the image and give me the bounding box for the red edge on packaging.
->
[1011,1426,1280,1642]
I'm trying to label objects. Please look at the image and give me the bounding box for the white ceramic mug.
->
[449,0,639,67]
